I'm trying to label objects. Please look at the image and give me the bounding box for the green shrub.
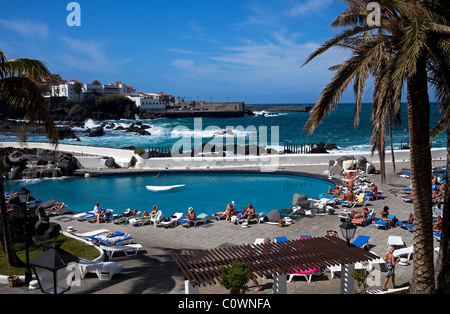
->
[134,148,145,156]
[68,104,84,116]
[219,260,250,294]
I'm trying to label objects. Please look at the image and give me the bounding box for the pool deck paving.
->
[0,160,443,295]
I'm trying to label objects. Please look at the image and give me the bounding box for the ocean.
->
[1,102,445,215]
[0,102,446,154]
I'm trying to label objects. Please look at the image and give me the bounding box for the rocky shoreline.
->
[0,147,80,180]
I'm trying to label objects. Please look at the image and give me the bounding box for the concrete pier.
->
[246,105,313,112]
[1,141,446,173]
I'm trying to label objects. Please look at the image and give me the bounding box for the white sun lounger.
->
[367,252,386,270]
[78,259,122,281]
[101,244,142,258]
[160,213,183,228]
[327,262,366,279]
[367,286,410,294]
[393,245,414,260]
[74,212,95,221]
[387,236,405,248]
[287,268,321,282]
[77,229,110,237]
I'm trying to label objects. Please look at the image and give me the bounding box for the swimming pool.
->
[4,172,334,217]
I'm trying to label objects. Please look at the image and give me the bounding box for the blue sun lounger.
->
[373,219,389,229]
[275,236,288,243]
[351,235,370,250]
[397,221,411,227]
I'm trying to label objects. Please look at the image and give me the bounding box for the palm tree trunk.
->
[435,124,450,293]
[389,116,396,173]
[407,55,435,294]
[0,177,25,267]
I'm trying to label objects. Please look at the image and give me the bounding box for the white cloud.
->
[58,37,131,74]
[215,31,347,86]
[288,0,334,17]
[169,29,350,100]
[0,18,48,39]
[171,58,225,76]
[167,48,196,55]
[237,4,279,28]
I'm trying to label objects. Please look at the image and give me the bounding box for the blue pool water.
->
[5,172,333,217]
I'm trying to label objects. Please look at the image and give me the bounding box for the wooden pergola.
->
[172,236,379,294]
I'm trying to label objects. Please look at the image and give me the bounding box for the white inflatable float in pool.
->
[146,184,185,192]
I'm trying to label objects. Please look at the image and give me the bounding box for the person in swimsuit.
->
[240,204,256,223]
[382,247,400,290]
[380,206,394,228]
[225,201,236,222]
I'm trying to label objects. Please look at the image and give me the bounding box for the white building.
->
[48,81,136,102]
[127,93,166,111]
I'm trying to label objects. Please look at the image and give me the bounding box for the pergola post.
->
[272,274,287,294]
[185,280,199,294]
[340,263,355,294]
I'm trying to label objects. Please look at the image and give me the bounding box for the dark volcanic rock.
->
[86,127,105,137]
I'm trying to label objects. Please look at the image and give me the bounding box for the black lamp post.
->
[339,221,357,246]
[17,187,32,285]
[30,243,80,294]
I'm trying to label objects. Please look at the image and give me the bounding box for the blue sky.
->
[0,0,363,104]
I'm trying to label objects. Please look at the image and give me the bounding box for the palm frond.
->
[301,25,377,68]
[305,37,385,133]
[0,76,58,146]
[0,58,51,81]
[430,117,446,140]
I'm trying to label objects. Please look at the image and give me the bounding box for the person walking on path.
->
[382,247,400,290]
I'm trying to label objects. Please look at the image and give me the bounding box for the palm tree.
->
[425,0,450,294]
[301,0,450,293]
[0,48,58,267]
[73,81,84,103]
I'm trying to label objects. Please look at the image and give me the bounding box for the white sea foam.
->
[84,118,99,129]
[252,110,287,117]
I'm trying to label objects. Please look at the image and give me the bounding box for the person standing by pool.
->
[225,201,236,222]
[94,202,105,223]
[382,247,400,290]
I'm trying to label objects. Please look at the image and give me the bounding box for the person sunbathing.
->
[353,207,371,219]
[50,203,64,212]
[344,180,355,191]
[240,204,256,223]
[118,208,138,218]
[432,182,446,202]
[371,183,378,194]
[380,206,395,228]
[343,190,355,202]
[402,212,414,224]
[403,193,413,201]
[433,216,443,232]
[150,205,159,216]
[186,207,197,221]
[137,211,152,220]
[325,186,342,196]
[344,171,358,180]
